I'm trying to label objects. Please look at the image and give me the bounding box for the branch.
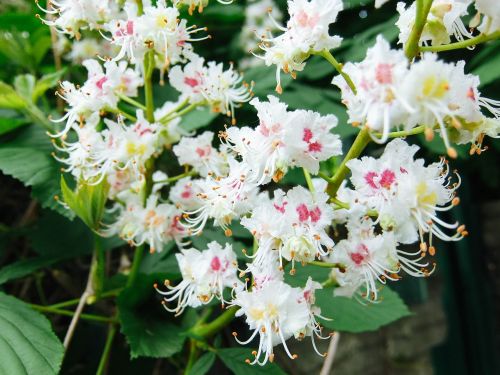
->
[319,50,357,94]
[420,30,500,52]
[404,0,434,60]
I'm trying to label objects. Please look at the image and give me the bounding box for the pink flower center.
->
[210,256,221,271]
[273,201,288,213]
[379,169,396,189]
[308,142,322,153]
[195,146,211,158]
[297,204,310,222]
[126,20,134,35]
[181,188,191,199]
[184,77,199,88]
[303,128,313,142]
[296,204,321,223]
[95,76,107,90]
[309,207,321,223]
[375,63,393,84]
[467,87,476,101]
[295,10,319,27]
[350,244,369,265]
[364,169,396,190]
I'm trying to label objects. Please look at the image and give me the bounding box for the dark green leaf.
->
[217,348,287,375]
[181,107,218,132]
[0,256,62,285]
[117,274,186,359]
[190,352,216,375]
[0,292,64,375]
[316,286,411,333]
[0,117,29,135]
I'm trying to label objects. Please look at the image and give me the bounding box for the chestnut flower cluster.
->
[40,0,500,368]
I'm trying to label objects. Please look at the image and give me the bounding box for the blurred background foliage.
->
[0,0,499,374]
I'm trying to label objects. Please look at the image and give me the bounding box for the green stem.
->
[126,244,145,288]
[318,171,334,183]
[96,324,117,375]
[330,197,349,210]
[319,50,357,94]
[161,102,202,124]
[49,289,122,309]
[420,30,500,52]
[404,0,433,60]
[116,92,147,110]
[326,127,371,198]
[106,107,137,122]
[190,306,238,338]
[144,50,155,123]
[379,124,426,139]
[303,168,315,194]
[158,97,189,123]
[92,234,105,300]
[31,304,117,323]
[154,170,196,185]
[184,339,199,375]
[308,261,346,270]
[135,0,144,15]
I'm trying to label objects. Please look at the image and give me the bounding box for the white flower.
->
[453,117,500,154]
[169,176,203,211]
[242,185,334,270]
[104,191,187,252]
[232,280,309,365]
[332,36,411,143]
[258,0,343,92]
[173,131,227,177]
[52,58,141,137]
[475,0,500,34]
[169,55,253,124]
[346,139,464,248]
[104,1,205,66]
[224,95,342,184]
[396,0,473,47]
[183,158,259,235]
[240,0,283,67]
[66,38,119,63]
[329,218,400,301]
[36,0,119,38]
[156,241,241,315]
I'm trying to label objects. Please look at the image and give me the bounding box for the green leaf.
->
[190,352,216,375]
[60,176,109,230]
[316,286,411,333]
[14,74,36,103]
[471,41,500,87]
[0,117,29,136]
[181,107,218,132]
[0,292,64,375]
[28,209,93,257]
[0,147,69,218]
[33,70,66,102]
[117,274,186,359]
[0,81,26,109]
[0,256,62,285]
[217,348,287,375]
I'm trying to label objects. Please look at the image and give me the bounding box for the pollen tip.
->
[428,246,436,256]
[153,283,158,288]
[292,354,298,359]
[232,331,238,337]
[447,147,458,159]
[452,197,460,206]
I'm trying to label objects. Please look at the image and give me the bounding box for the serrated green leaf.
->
[217,348,287,375]
[61,176,109,230]
[33,70,66,102]
[190,352,216,375]
[0,292,64,375]
[316,286,411,333]
[0,81,26,109]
